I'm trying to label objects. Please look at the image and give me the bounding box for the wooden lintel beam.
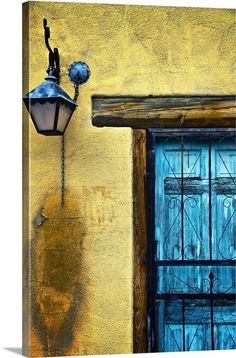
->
[92,96,236,128]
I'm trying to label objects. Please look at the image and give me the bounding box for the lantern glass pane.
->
[57,103,74,132]
[30,101,56,130]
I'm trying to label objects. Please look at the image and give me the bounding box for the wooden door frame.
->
[92,95,236,353]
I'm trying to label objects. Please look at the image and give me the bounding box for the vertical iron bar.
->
[181,137,184,260]
[53,102,60,131]
[61,135,65,207]
[209,143,212,260]
[209,272,215,350]
[209,145,214,350]
[182,299,186,351]
[210,299,215,350]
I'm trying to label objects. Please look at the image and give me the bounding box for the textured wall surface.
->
[23,2,235,356]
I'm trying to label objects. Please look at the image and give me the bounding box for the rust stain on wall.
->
[30,193,87,356]
[81,186,115,227]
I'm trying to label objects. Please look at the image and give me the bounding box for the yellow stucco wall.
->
[23,1,235,356]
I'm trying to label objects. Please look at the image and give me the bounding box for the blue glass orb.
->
[68,61,90,86]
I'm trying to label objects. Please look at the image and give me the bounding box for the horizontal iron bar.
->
[156,293,236,300]
[156,260,236,266]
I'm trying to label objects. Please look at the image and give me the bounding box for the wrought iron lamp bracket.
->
[43,19,90,101]
[43,18,60,84]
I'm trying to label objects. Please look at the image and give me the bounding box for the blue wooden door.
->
[154,135,236,352]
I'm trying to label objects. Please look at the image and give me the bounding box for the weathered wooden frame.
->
[92,95,236,353]
[92,96,236,129]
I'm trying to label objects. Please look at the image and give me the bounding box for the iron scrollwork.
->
[155,132,236,352]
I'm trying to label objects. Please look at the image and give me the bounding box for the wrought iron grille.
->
[146,129,236,353]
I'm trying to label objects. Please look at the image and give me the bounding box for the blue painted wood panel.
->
[154,137,236,352]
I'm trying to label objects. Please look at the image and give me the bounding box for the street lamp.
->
[23,19,90,136]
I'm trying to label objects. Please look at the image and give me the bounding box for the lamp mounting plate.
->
[68,61,90,86]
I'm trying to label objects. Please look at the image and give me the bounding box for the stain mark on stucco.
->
[31,193,87,356]
[82,186,115,227]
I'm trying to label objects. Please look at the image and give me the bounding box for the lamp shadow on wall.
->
[30,193,87,356]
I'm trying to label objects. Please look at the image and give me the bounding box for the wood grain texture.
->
[92,96,236,128]
[132,130,147,353]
